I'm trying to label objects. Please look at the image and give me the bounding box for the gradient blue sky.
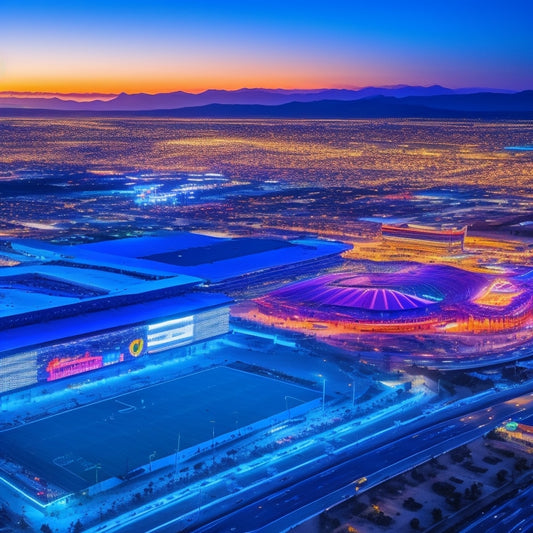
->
[1,0,532,93]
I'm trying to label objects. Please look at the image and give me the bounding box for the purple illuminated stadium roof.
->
[315,286,435,311]
[266,265,487,314]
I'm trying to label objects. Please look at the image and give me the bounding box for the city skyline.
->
[2,0,533,94]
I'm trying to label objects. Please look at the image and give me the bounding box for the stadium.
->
[381,223,468,252]
[252,263,533,353]
[0,258,230,395]
[0,366,320,503]
[0,232,349,394]
[0,231,348,503]
[65,231,351,291]
[0,231,348,395]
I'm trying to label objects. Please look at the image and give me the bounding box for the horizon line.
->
[0,84,522,103]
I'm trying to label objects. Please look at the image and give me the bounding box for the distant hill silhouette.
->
[1,91,531,119]
[0,85,517,111]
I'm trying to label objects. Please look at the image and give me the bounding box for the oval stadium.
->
[250,263,533,367]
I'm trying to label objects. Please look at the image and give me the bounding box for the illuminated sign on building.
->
[46,352,104,382]
[147,316,194,353]
[0,306,229,395]
[129,338,144,357]
[0,326,146,393]
[39,327,146,383]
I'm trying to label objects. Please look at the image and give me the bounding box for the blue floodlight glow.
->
[147,316,195,352]
[147,316,194,331]
[0,474,72,508]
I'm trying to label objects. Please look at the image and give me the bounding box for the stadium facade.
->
[0,262,230,394]
[1,232,349,394]
[255,263,533,334]
[251,263,533,365]
[381,223,467,252]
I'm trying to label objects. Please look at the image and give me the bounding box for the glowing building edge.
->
[249,263,533,364]
[381,223,468,252]
[0,243,231,395]
[1,231,348,393]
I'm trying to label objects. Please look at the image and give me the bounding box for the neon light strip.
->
[147,326,194,347]
[0,474,72,508]
[148,316,193,331]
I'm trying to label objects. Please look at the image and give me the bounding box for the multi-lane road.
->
[91,383,533,533]
[461,477,533,533]
[193,394,532,533]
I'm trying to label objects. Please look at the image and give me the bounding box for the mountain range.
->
[0,87,531,119]
[0,85,517,111]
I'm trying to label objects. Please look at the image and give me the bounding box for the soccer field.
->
[0,367,318,492]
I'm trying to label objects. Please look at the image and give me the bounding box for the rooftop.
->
[0,291,231,354]
[66,232,350,283]
[0,261,202,318]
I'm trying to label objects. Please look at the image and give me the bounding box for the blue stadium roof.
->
[172,238,350,283]
[1,232,348,334]
[0,292,231,354]
[72,232,220,257]
[11,233,349,285]
[0,261,202,318]
[65,232,350,283]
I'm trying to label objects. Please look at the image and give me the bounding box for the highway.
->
[460,478,533,533]
[92,384,533,533]
[193,394,532,533]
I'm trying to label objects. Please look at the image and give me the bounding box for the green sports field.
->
[0,367,318,492]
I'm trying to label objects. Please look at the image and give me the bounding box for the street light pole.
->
[210,420,216,465]
[322,379,326,414]
[285,396,291,421]
[94,463,101,484]
[198,488,203,517]
[175,433,181,475]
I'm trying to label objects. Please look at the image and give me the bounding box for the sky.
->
[1,0,533,95]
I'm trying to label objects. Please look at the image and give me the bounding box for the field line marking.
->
[0,366,218,431]
[51,458,87,482]
[115,400,136,413]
